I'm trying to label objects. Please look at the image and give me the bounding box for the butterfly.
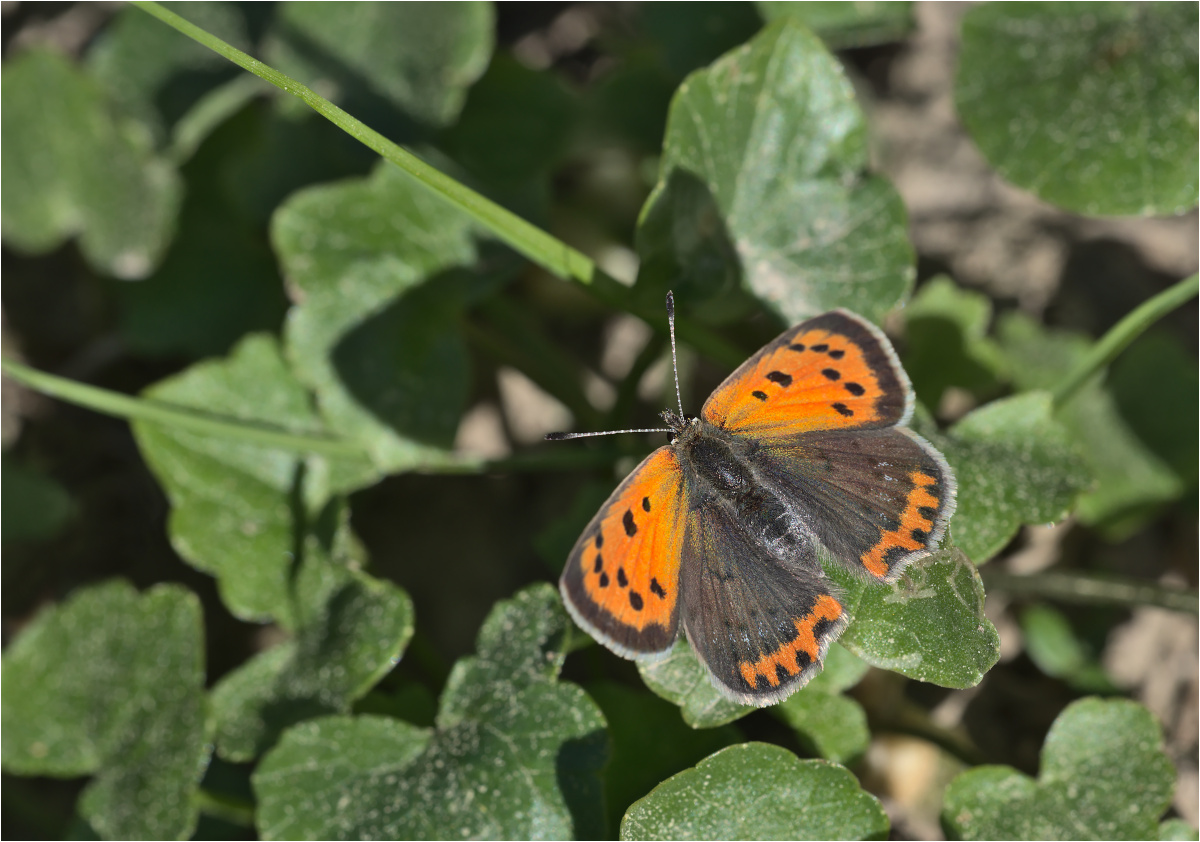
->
[549,294,957,706]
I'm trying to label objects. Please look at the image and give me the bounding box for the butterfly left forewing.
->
[560,446,688,658]
[703,310,912,438]
[680,499,849,705]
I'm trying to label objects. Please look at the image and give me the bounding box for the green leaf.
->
[833,546,1000,688]
[931,392,1090,563]
[210,509,415,761]
[438,54,578,192]
[132,334,370,623]
[1161,818,1200,841]
[902,276,1006,410]
[641,20,913,324]
[85,1,251,154]
[943,697,1177,839]
[641,3,764,80]
[639,638,754,728]
[1,581,208,840]
[1019,604,1118,694]
[275,160,491,480]
[997,313,1183,537]
[756,2,914,49]
[1108,331,1199,490]
[771,644,870,763]
[620,743,888,840]
[265,1,493,129]
[1,49,182,278]
[956,3,1198,217]
[586,681,742,832]
[1,454,73,543]
[116,168,288,358]
[253,584,608,840]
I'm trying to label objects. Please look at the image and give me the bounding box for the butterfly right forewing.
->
[560,446,689,659]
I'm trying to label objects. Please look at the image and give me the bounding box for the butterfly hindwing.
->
[560,446,687,658]
[680,498,848,705]
[702,310,911,438]
[752,427,957,582]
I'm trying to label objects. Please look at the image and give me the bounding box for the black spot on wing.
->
[832,402,853,417]
[752,390,768,401]
[623,509,637,536]
[766,371,793,388]
[629,591,644,610]
[822,368,840,381]
[650,577,667,598]
[845,382,865,396]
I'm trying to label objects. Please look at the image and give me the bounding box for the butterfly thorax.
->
[672,417,813,565]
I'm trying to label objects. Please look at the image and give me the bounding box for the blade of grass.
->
[1053,273,1198,408]
[2,358,364,458]
[2,357,638,472]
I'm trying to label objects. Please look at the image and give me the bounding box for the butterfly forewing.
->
[751,427,957,582]
[560,446,687,658]
[702,310,911,438]
[680,501,849,705]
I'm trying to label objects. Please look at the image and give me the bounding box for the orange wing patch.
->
[703,310,911,438]
[737,594,845,690]
[560,446,687,657]
[860,470,942,580]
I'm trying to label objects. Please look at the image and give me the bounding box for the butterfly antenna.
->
[545,293,686,442]
[666,291,685,418]
[545,428,670,440]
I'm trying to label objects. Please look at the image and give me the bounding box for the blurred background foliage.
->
[1,3,1196,839]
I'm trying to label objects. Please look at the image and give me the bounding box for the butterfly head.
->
[660,409,697,443]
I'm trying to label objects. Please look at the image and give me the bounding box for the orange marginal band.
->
[737,594,844,689]
[860,470,940,578]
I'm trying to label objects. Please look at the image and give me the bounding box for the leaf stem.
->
[1052,273,1198,408]
[982,568,1198,614]
[195,788,256,828]
[1,358,365,458]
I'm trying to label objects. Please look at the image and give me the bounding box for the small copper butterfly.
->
[549,294,957,706]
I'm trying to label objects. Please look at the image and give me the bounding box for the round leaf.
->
[1,581,208,840]
[266,2,493,128]
[832,546,1000,688]
[1,49,181,278]
[933,392,1091,563]
[943,697,1177,839]
[254,584,608,840]
[620,743,888,840]
[956,3,1198,216]
[275,161,484,477]
[642,20,913,324]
